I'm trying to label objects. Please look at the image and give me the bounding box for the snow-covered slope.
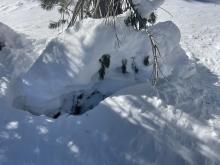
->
[1,77,220,164]
[0,22,37,79]
[158,0,220,82]
[0,0,220,165]
[0,0,58,40]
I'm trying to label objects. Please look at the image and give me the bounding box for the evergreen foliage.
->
[98,63,105,80]
[49,19,67,29]
[143,56,149,66]
[121,58,127,74]
[98,54,111,80]
[131,57,139,74]
[148,12,157,25]
[40,0,123,28]
[0,41,5,51]
[74,100,81,115]
[40,0,162,85]
[40,0,157,29]
[52,111,61,119]
[101,54,111,68]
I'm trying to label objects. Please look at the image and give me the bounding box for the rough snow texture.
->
[0,0,220,165]
[158,0,220,84]
[0,22,37,79]
[13,18,187,115]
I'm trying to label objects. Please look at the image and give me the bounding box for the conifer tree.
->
[40,0,158,29]
[40,0,123,28]
[40,0,162,85]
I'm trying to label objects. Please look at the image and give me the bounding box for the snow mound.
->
[0,22,37,79]
[13,18,188,115]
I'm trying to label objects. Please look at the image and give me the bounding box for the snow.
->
[0,0,220,164]
[0,0,59,40]
[158,0,220,82]
[133,0,164,17]
[13,18,187,115]
[0,22,37,79]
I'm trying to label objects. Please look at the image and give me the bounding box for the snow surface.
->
[0,0,220,165]
[0,22,38,79]
[12,18,187,115]
[158,0,220,83]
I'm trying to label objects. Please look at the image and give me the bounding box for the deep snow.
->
[0,0,220,165]
[12,18,187,116]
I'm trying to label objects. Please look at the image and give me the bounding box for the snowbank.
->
[13,17,188,115]
[3,79,220,165]
[0,22,37,79]
[1,1,220,165]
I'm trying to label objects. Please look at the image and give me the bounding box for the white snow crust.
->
[13,18,187,115]
[0,0,220,165]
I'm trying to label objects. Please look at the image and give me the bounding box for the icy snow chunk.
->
[6,121,19,130]
[36,126,48,135]
[13,133,21,140]
[67,141,80,154]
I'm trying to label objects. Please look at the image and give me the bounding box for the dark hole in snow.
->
[52,111,61,119]
[0,41,5,51]
[50,89,107,119]
[12,88,107,119]
[69,90,106,116]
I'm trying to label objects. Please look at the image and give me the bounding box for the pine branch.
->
[40,0,59,10]
[49,19,67,29]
